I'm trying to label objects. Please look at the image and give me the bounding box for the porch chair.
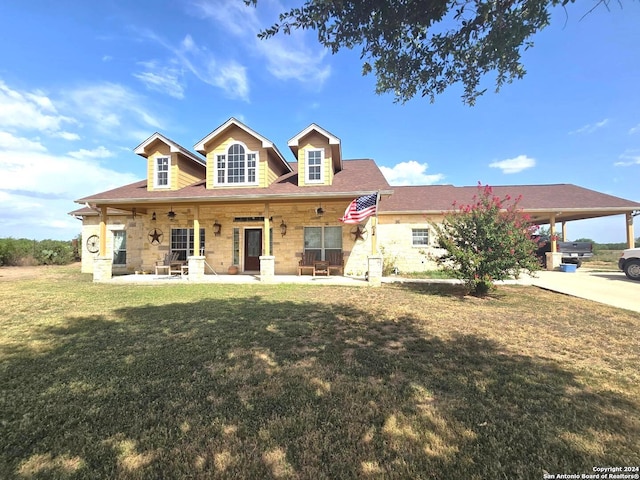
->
[298,251,317,276]
[327,251,344,276]
[155,251,182,275]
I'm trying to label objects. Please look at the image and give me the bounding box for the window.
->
[155,156,170,188]
[171,228,205,261]
[304,226,342,260]
[215,143,258,185]
[412,228,429,246]
[305,149,323,183]
[232,228,240,265]
[113,231,126,265]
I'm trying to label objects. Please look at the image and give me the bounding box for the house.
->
[71,118,640,283]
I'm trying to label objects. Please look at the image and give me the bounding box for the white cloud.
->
[569,118,609,135]
[0,149,139,239]
[63,82,163,134]
[0,131,47,152]
[614,150,640,167]
[380,161,445,186]
[68,146,114,160]
[133,61,185,99]
[0,81,77,135]
[191,0,330,89]
[141,31,250,101]
[489,155,536,174]
[0,80,148,240]
[55,131,81,141]
[629,124,640,135]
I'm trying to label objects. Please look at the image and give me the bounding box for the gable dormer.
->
[194,118,292,189]
[134,133,206,192]
[288,124,342,187]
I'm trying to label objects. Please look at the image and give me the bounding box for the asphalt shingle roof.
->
[378,184,640,213]
[76,159,390,203]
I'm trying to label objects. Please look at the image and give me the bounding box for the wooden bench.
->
[327,252,344,276]
[298,251,317,276]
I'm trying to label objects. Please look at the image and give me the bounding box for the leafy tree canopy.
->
[248,0,617,105]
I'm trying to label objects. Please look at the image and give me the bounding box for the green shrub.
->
[0,238,37,266]
[0,238,75,266]
[432,183,540,296]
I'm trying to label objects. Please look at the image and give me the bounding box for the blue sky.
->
[0,0,638,242]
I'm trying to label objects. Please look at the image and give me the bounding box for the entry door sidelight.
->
[244,228,262,271]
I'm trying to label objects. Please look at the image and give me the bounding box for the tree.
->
[432,184,540,295]
[248,0,616,105]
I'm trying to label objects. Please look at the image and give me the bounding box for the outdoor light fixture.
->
[316,206,324,216]
[151,211,156,221]
[280,220,287,236]
[167,207,176,220]
[132,207,137,219]
[213,220,221,236]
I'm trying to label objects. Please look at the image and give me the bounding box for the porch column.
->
[93,206,113,282]
[188,205,205,280]
[561,221,567,242]
[627,213,635,248]
[263,203,270,256]
[260,202,275,281]
[99,206,107,256]
[545,214,562,270]
[371,217,378,254]
[367,255,383,287]
[193,206,200,255]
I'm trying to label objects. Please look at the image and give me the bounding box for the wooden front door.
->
[244,228,262,271]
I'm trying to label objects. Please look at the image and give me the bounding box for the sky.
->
[0,0,639,243]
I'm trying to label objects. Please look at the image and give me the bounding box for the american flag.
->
[339,193,378,224]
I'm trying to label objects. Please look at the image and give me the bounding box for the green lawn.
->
[1,266,639,479]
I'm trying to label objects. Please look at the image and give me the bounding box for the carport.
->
[517,184,640,250]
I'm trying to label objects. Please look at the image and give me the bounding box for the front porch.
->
[106,271,370,286]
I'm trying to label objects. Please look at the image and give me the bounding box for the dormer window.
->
[306,148,324,184]
[215,143,259,186]
[154,156,170,188]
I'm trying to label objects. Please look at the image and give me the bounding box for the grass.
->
[1,266,639,479]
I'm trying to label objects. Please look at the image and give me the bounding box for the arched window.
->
[215,143,258,185]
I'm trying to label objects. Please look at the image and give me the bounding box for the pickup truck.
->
[618,248,640,280]
[533,236,593,268]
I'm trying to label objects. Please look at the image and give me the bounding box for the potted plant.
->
[227,265,239,275]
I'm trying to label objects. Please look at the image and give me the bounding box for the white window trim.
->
[305,148,324,184]
[154,156,171,189]
[411,227,430,247]
[213,142,260,186]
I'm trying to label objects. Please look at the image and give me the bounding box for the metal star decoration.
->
[148,228,163,245]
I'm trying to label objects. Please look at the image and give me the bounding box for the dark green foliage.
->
[0,238,76,266]
[432,184,540,295]
[248,0,616,105]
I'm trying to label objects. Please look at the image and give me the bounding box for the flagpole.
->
[371,190,380,255]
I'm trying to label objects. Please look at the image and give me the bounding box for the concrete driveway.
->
[526,268,640,313]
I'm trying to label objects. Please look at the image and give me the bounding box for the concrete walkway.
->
[523,268,640,313]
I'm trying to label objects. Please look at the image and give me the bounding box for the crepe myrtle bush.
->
[432,183,540,296]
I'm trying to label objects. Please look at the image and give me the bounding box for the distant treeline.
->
[573,238,639,251]
[0,237,79,266]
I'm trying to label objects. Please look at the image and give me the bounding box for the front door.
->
[244,228,262,271]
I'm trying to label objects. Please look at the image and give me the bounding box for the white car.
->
[619,248,640,281]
